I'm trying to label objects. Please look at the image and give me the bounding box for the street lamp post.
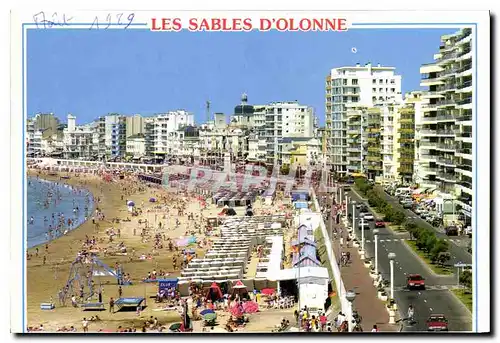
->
[361,217,365,259]
[344,194,348,217]
[388,252,396,299]
[373,228,379,275]
[352,201,356,239]
[345,290,356,332]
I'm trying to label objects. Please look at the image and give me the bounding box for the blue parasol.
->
[200,309,215,316]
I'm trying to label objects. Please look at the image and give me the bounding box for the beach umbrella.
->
[242,301,259,313]
[127,200,135,207]
[169,323,182,331]
[260,288,275,296]
[203,313,217,321]
[149,198,156,203]
[200,309,215,316]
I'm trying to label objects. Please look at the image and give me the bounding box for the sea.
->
[26,177,95,248]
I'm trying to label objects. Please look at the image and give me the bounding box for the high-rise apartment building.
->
[325,63,402,174]
[419,28,473,225]
[126,114,145,137]
[264,101,315,166]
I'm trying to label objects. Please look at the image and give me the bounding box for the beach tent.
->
[230,280,249,299]
[205,282,223,302]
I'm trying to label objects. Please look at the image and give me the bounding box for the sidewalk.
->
[329,219,397,332]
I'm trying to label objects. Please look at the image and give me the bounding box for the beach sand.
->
[25,170,295,333]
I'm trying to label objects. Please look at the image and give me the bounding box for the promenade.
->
[327,210,396,332]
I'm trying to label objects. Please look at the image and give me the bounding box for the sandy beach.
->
[25,169,298,333]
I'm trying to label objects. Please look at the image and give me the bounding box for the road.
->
[372,186,472,265]
[335,189,472,332]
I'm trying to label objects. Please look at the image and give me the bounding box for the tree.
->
[392,211,406,225]
[459,270,472,290]
[430,239,449,262]
[424,234,438,254]
[416,230,431,250]
[436,251,451,266]
[405,221,418,240]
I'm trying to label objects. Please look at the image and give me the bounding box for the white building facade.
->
[325,63,402,174]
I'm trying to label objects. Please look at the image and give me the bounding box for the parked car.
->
[363,213,375,221]
[402,202,413,209]
[406,274,425,290]
[358,220,370,229]
[445,226,459,236]
[426,314,449,331]
[375,221,385,228]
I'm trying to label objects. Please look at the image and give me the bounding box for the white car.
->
[363,213,374,221]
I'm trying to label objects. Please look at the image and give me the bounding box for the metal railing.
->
[437,158,456,165]
[457,98,472,105]
[457,80,472,89]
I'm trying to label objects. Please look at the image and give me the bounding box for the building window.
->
[352,79,358,85]
[379,79,383,84]
[379,88,383,92]
[372,88,376,92]
[390,79,395,84]
[343,79,348,85]
[373,79,377,84]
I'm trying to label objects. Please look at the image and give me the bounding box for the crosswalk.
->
[363,238,464,244]
[393,285,450,292]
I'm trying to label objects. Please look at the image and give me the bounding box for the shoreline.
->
[27,173,97,249]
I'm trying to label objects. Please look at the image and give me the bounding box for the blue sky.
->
[27,28,456,125]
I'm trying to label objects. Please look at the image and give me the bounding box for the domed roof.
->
[234,104,254,116]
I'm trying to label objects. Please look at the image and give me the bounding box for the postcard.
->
[9,9,490,334]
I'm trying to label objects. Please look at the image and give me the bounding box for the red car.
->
[426,314,448,331]
[375,221,385,228]
[406,274,425,290]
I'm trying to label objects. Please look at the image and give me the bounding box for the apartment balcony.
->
[437,99,457,107]
[398,167,414,174]
[457,28,472,41]
[436,129,455,136]
[398,128,414,134]
[439,67,459,76]
[419,141,437,148]
[436,157,456,167]
[457,63,472,74]
[347,129,360,135]
[457,180,473,190]
[367,156,381,162]
[436,143,455,151]
[457,46,472,58]
[367,164,383,171]
[437,172,456,182]
[456,80,472,90]
[368,137,380,143]
[456,97,472,106]
[399,117,414,124]
[421,153,438,161]
[435,114,456,122]
[455,131,473,138]
[346,147,362,153]
[420,167,437,175]
[368,146,380,152]
[398,157,414,163]
[438,51,459,62]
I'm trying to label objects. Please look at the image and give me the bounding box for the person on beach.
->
[82,318,89,333]
[109,297,115,313]
[118,286,123,298]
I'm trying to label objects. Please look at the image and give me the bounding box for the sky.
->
[27,28,456,126]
